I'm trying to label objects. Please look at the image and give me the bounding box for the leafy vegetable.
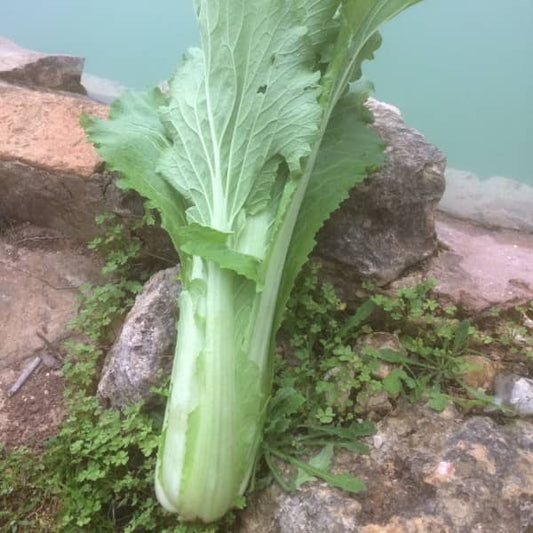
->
[83,0,421,523]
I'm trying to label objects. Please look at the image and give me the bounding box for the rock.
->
[97,267,180,408]
[359,515,456,532]
[356,332,406,355]
[0,225,101,370]
[0,82,104,176]
[494,374,533,417]
[239,484,362,533]
[239,404,533,532]
[81,73,126,104]
[441,169,533,233]
[356,332,406,380]
[0,37,85,94]
[430,214,533,312]
[361,391,393,418]
[316,98,446,289]
[0,82,109,237]
[0,82,151,242]
[460,355,499,391]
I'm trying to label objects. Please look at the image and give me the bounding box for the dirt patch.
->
[0,221,101,370]
[0,221,101,448]
[0,361,65,449]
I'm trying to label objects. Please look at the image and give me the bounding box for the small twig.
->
[7,356,41,397]
[12,234,66,246]
[36,331,56,353]
[0,260,80,291]
[36,331,63,368]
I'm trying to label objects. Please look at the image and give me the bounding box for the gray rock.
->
[239,484,362,533]
[239,404,533,532]
[441,169,533,233]
[362,391,393,417]
[494,374,533,417]
[0,159,117,239]
[0,37,86,93]
[81,72,126,104]
[316,99,446,288]
[97,267,180,408]
[356,331,406,356]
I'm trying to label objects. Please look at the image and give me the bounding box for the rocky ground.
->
[239,404,533,533]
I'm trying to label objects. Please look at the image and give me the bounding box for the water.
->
[2,1,532,191]
[365,0,533,186]
[1,0,198,88]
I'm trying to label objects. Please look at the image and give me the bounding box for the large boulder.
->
[0,82,147,239]
[0,37,85,94]
[316,99,446,287]
[239,404,533,532]
[97,267,180,408]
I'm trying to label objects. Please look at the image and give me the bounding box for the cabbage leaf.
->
[83,0,422,522]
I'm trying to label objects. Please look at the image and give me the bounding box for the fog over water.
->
[2,0,532,187]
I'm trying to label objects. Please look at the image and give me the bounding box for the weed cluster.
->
[256,265,495,492]
[271,267,489,427]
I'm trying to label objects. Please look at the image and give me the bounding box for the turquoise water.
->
[365,0,533,185]
[1,1,198,88]
[2,0,532,185]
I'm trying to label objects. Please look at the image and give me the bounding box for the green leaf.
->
[282,451,366,494]
[275,88,386,332]
[297,438,369,454]
[265,387,306,436]
[177,224,262,282]
[382,369,405,396]
[427,387,448,412]
[304,420,376,440]
[377,349,410,364]
[452,319,471,355]
[340,299,377,339]
[294,444,334,488]
[81,89,186,252]
[266,445,367,494]
[321,0,423,107]
[158,1,322,237]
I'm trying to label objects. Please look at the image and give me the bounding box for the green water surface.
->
[2,0,532,184]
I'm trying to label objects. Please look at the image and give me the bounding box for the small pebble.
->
[494,374,533,416]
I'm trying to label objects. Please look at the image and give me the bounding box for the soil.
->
[0,361,64,449]
[0,220,101,450]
